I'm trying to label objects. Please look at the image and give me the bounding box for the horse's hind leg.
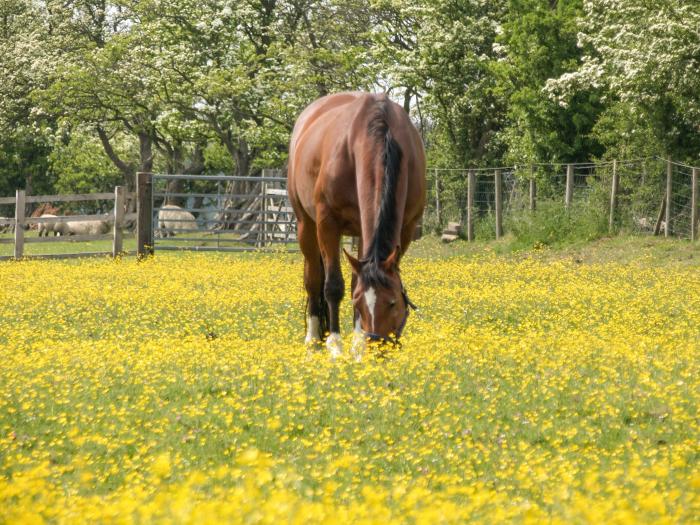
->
[298,217,325,348]
[317,212,344,358]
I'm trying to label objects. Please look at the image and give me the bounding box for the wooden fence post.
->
[112,185,125,257]
[136,172,154,258]
[692,167,698,241]
[529,166,536,212]
[261,181,268,248]
[14,189,25,259]
[565,164,574,209]
[665,159,672,237]
[609,159,619,232]
[434,168,442,228]
[467,170,475,241]
[494,169,503,239]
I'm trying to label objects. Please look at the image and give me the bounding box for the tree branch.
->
[96,126,131,175]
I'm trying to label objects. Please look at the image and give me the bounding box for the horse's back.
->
[288,92,425,232]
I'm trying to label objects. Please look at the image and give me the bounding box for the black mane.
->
[361,97,403,288]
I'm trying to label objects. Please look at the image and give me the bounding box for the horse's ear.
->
[343,248,362,274]
[382,245,401,271]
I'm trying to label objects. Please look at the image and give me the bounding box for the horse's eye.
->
[389,300,396,308]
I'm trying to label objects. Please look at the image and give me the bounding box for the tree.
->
[494,0,604,164]
[546,0,700,161]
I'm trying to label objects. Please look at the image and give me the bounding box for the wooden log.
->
[113,185,125,257]
[14,190,25,259]
[609,159,619,232]
[137,172,154,258]
[467,170,475,242]
[665,159,672,237]
[692,167,698,241]
[565,164,574,209]
[440,233,459,243]
[495,169,503,239]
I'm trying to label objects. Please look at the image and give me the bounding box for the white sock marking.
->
[364,287,377,332]
[351,318,365,362]
[326,332,343,359]
[305,316,320,344]
[354,318,362,333]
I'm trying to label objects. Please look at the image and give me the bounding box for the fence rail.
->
[0,188,134,261]
[2,156,699,261]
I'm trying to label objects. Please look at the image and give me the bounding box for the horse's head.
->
[344,246,415,346]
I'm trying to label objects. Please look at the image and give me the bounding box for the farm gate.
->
[137,170,298,255]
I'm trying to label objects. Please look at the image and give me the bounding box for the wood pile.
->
[441,221,462,243]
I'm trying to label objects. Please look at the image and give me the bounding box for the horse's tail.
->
[366,97,403,265]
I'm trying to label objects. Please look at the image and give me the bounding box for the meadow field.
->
[0,237,698,523]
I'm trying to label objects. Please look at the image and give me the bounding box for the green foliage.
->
[506,200,608,250]
[49,132,123,194]
[0,0,697,201]
[495,0,604,164]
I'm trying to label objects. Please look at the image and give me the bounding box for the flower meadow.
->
[0,248,698,523]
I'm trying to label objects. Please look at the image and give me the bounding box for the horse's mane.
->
[361,97,403,288]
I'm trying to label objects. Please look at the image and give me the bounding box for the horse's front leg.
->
[350,237,366,361]
[317,214,344,359]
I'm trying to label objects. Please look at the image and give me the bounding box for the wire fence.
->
[425,157,699,241]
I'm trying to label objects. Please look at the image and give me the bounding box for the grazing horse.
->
[288,92,426,359]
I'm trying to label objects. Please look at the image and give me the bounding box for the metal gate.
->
[150,170,297,252]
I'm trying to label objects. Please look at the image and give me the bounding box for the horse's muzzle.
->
[365,332,401,347]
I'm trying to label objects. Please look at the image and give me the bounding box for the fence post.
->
[467,170,475,241]
[692,167,698,241]
[112,185,125,257]
[136,172,154,258]
[494,169,503,239]
[529,166,536,212]
[14,189,25,260]
[261,181,268,248]
[665,159,672,237]
[609,159,619,232]
[565,164,574,209]
[434,168,442,228]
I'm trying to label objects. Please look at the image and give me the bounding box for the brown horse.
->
[288,92,426,359]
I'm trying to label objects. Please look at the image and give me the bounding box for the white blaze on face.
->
[364,287,377,331]
[305,316,320,343]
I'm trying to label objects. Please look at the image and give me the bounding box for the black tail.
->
[362,98,403,286]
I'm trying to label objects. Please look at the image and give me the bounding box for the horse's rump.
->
[288,92,425,240]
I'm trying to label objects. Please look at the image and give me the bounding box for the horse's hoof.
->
[351,334,365,362]
[305,338,323,357]
[326,333,343,359]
